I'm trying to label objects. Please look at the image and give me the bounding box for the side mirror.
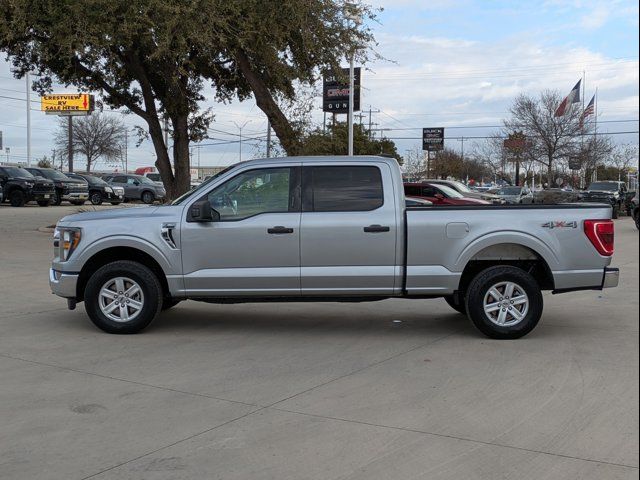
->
[188,200,220,223]
[434,193,445,200]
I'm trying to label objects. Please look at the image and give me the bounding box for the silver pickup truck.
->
[50,156,619,338]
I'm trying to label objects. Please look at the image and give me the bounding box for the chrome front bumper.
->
[63,192,89,201]
[602,267,619,289]
[49,268,79,298]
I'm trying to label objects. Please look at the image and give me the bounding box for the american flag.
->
[580,94,596,126]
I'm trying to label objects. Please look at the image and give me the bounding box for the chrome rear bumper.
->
[602,267,619,289]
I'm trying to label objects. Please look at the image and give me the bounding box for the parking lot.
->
[0,203,638,479]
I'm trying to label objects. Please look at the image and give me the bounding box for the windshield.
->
[2,167,34,178]
[39,169,70,180]
[137,175,156,185]
[85,175,108,186]
[434,184,464,198]
[171,165,237,205]
[588,182,619,192]
[447,180,471,193]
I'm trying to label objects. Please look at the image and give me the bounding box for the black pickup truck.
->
[25,167,89,206]
[580,181,627,219]
[0,166,56,207]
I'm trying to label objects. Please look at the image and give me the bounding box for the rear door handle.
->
[364,225,390,233]
[267,226,294,234]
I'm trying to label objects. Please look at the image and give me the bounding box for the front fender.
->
[58,234,177,276]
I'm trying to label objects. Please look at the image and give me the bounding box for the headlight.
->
[55,227,81,261]
[104,187,113,193]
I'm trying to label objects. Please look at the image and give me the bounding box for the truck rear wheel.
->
[84,260,163,334]
[465,266,543,339]
[444,295,466,314]
[37,199,51,207]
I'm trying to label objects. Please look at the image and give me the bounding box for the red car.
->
[404,182,490,206]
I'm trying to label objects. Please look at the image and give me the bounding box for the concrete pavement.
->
[0,203,638,479]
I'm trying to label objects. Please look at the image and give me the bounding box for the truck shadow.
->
[148,300,474,337]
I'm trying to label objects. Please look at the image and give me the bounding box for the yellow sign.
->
[41,94,93,114]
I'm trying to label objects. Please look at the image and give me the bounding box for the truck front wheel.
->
[465,266,543,339]
[9,190,26,207]
[84,260,163,334]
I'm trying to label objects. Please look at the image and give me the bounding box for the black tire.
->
[465,266,543,339]
[84,260,163,334]
[71,200,86,206]
[444,294,466,314]
[9,190,26,207]
[612,205,619,219]
[51,190,62,206]
[37,199,51,207]
[162,297,182,311]
[110,201,122,206]
[141,191,155,204]
[90,191,103,205]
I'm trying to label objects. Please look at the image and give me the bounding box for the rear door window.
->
[304,166,383,212]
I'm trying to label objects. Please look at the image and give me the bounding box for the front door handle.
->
[364,224,390,233]
[268,226,294,234]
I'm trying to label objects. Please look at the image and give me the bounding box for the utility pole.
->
[345,2,361,157]
[266,120,272,158]
[367,106,380,140]
[67,116,74,172]
[26,72,31,167]
[233,120,251,162]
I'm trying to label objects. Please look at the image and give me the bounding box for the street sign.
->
[41,93,94,115]
[422,128,444,151]
[322,68,361,114]
[568,157,582,170]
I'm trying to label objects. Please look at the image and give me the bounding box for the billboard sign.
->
[41,93,94,115]
[422,128,444,151]
[322,68,361,114]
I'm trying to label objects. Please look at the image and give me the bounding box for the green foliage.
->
[299,122,402,162]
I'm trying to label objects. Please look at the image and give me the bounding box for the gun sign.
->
[41,94,94,115]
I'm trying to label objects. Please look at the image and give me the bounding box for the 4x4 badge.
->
[542,221,578,229]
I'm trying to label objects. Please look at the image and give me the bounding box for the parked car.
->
[49,156,618,339]
[533,188,581,205]
[404,182,491,205]
[0,166,56,207]
[580,181,627,219]
[25,167,89,206]
[65,173,125,206]
[0,183,3,203]
[103,173,166,204]
[422,179,504,204]
[487,186,534,204]
[143,172,163,186]
[405,196,433,207]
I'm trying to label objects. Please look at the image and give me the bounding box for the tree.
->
[505,90,585,182]
[54,114,127,172]
[299,122,402,162]
[36,155,52,168]
[0,0,376,198]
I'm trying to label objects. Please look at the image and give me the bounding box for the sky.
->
[0,0,638,171]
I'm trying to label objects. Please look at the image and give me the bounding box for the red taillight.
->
[584,220,614,256]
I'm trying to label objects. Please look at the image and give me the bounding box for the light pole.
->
[345,3,361,157]
[26,72,31,167]
[233,120,251,162]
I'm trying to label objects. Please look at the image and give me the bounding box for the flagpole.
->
[581,70,586,184]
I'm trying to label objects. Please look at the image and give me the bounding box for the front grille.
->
[33,183,55,194]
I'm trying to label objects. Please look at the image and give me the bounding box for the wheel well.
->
[76,247,169,301]
[457,243,554,296]
[141,189,154,197]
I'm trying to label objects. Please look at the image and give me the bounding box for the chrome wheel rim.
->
[483,281,529,327]
[99,277,144,323]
